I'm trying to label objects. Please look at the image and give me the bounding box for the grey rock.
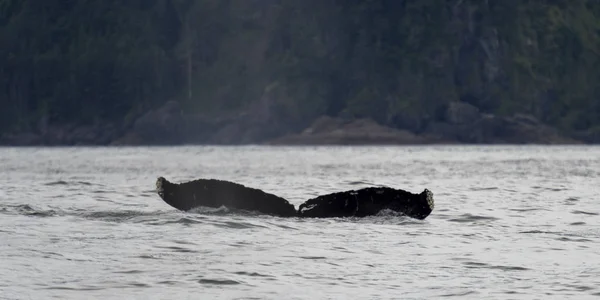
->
[444,101,481,125]
[0,132,42,146]
[128,100,186,145]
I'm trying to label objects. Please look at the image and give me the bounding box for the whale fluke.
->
[155,177,435,220]
[297,187,434,220]
[155,177,297,217]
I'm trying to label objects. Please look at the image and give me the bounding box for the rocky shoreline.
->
[1,101,598,146]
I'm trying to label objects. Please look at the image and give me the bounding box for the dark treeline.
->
[1,0,600,139]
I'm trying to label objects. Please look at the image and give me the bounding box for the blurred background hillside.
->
[1,0,599,145]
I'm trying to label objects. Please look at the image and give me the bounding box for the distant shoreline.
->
[0,141,595,148]
[1,101,598,147]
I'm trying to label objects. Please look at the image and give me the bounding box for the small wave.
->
[81,210,168,223]
[114,270,145,274]
[62,253,95,262]
[44,180,69,186]
[519,230,554,234]
[155,245,198,253]
[230,241,252,248]
[171,239,199,246]
[562,284,595,292]
[127,282,150,288]
[137,255,160,260]
[555,237,592,243]
[463,261,529,271]
[439,290,479,297]
[144,216,215,226]
[157,280,179,285]
[149,216,206,225]
[234,271,274,278]
[519,230,599,241]
[94,198,122,205]
[507,207,549,212]
[44,285,105,291]
[44,180,96,186]
[91,190,110,194]
[0,204,57,217]
[216,220,269,229]
[448,214,499,223]
[531,185,571,192]
[197,278,242,285]
[263,221,299,230]
[355,216,423,226]
[469,187,499,191]
[300,256,327,260]
[571,210,598,216]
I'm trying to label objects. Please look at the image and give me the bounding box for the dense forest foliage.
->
[1,0,600,137]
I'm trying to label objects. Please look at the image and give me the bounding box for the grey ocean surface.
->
[1,145,599,300]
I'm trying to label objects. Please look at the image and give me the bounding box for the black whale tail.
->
[412,188,435,220]
[155,177,167,198]
[155,176,297,217]
[155,176,184,210]
[296,186,435,220]
[154,177,435,220]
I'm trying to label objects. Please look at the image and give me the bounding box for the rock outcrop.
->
[114,84,300,146]
[468,113,578,144]
[424,101,579,144]
[112,100,187,145]
[572,127,600,143]
[268,116,444,145]
[0,123,119,146]
[0,99,584,146]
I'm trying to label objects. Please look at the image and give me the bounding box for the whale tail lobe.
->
[154,177,435,220]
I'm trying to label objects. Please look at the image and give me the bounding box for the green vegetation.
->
[1,0,599,136]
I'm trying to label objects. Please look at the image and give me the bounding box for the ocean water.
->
[0,145,599,300]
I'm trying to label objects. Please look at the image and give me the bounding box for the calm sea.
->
[1,145,599,299]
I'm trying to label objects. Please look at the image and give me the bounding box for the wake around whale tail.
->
[155,177,435,220]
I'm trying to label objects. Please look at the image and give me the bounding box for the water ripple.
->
[447,213,500,223]
[44,180,98,186]
[233,271,274,278]
[197,278,242,285]
[571,210,598,216]
[462,261,530,271]
[1,145,599,299]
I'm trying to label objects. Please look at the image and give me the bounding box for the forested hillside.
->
[1,0,599,145]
